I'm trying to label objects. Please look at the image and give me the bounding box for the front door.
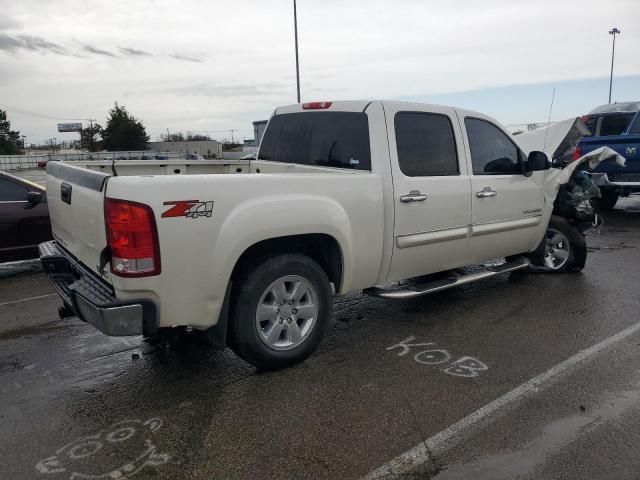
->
[385,103,472,282]
[460,115,545,263]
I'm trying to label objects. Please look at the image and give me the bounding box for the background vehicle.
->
[0,171,52,262]
[575,110,640,210]
[41,100,584,370]
[581,101,640,137]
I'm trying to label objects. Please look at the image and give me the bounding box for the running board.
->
[364,257,531,299]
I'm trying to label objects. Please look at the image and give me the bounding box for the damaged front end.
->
[553,170,602,233]
[516,118,626,231]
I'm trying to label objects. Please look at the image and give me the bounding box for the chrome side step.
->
[364,257,530,299]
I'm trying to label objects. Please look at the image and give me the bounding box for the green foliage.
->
[80,123,103,152]
[0,110,21,155]
[102,103,150,151]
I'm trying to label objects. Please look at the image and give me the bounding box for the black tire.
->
[591,189,619,211]
[228,253,333,370]
[529,215,587,273]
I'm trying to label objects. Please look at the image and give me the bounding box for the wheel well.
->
[230,234,343,292]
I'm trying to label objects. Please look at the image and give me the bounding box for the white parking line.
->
[364,320,640,479]
[0,293,56,308]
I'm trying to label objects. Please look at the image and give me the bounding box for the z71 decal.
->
[162,200,214,219]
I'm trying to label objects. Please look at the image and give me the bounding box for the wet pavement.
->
[1,197,639,480]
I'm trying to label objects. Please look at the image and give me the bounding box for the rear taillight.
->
[105,198,161,277]
[302,101,332,109]
[573,145,582,161]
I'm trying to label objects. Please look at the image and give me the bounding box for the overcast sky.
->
[1,0,639,144]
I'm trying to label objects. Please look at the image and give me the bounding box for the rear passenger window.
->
[258,112,371,170]
[0,178,28,201]
[599,115,634,136]
[394,112,459,177]
[465,118,521,175]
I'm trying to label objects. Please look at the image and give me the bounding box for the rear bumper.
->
[39,241,157,336]
[591,173,640,191]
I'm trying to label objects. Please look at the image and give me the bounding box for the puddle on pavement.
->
[436,384,640,479]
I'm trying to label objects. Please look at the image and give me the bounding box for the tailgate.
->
[46,162,111,276]
[590,135,640,176]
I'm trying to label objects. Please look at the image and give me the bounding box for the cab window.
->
[465,118,521,175]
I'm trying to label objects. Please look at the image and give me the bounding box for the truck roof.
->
[274,100,486,118]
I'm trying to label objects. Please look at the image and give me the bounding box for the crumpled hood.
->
[515,117,591,162]
[544,146,626,203]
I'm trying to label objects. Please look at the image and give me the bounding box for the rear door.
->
[460,114,545,262]
[385,103,472,282]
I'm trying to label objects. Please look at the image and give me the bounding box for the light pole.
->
[293,0,301,103]
[608,27,620,104]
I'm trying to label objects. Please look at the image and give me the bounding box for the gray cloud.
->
[80,43,117,57]
[0,33,68,55]
[163,82,285,98]
[169,52,203,63]
[0,14,21,30]
[118,46,152,57]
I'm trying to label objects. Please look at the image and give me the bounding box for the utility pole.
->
[230,129,235,144]
[22,135,27,155]
[608,27,621,104]
[293,0,301,103]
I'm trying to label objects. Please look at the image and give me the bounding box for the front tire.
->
[228,253,333,370]
[530,215,587,272]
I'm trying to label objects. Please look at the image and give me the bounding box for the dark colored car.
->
[0,171,52,262]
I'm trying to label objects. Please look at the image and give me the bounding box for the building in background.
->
[147,140,222,158]
[253,120,268,146]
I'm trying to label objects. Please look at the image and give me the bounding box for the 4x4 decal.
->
[162,200,214,219]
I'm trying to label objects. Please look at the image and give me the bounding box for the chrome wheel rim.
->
[255,275,319,351]
[544,228,570,270]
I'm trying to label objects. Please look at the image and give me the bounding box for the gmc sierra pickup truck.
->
[40,100,601,370]
[575,110,640,210]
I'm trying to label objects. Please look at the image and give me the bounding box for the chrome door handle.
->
[476,188,497,198]
[400,191,428,203]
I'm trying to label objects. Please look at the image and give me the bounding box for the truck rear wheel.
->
[530,215,587,272]
[228,253,333,370]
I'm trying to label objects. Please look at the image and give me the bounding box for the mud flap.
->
[203,282,232,349]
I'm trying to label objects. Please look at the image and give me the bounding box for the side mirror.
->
[523,151,551,175]
[26,191,43,208]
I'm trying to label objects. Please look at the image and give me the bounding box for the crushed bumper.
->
[39,241,157,336]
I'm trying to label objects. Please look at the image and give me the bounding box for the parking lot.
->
[0,192,637,479]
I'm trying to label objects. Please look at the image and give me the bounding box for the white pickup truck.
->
[40,100,591,370]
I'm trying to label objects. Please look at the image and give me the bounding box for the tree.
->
[102,103,150,151]
[187,133,212,141]
[80,122,103,152]
[161,132,184,142]
[0,110,21,155]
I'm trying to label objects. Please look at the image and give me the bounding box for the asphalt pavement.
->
[1,197,639,480]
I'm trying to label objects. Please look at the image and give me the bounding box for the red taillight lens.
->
[573,145,582,161]
[302,101,332,109]
[105,198,160,277]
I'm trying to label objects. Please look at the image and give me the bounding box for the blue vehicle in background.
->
[575,102,640,210]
